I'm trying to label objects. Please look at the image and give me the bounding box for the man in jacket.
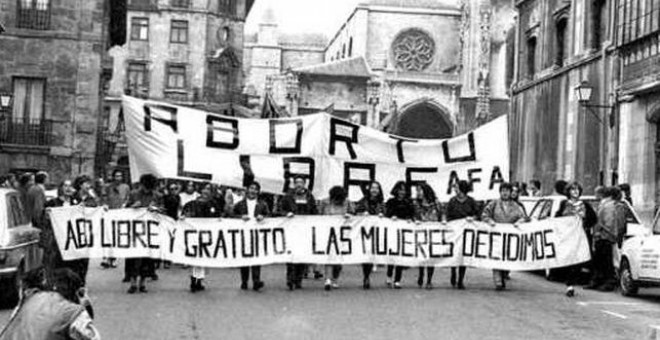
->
[586,186,626,291]
[233,181,270,291]
[0,268,100,340]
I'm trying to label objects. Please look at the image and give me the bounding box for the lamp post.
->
[574,80,617,186]
[574,81,614,125]
[285,73,299,116]
[367,80,380,127]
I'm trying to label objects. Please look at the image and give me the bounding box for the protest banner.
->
[122,96,509,201]
[49,207,590,271]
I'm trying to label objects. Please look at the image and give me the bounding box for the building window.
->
[392,29,435,71]
[348,37,353,57]
[617,0,660,46]
[127,63,148,93]
[170,0,190,8]
[166,65,186,89]
[17,0,51,30]
[219,0,235,15]
[170,20,188,44]
[12,77,45,121]
[130,17,149,41]
[526,36,537,78]
[592,0,606,49]
[342,44,346,58]
[555,18,568,66]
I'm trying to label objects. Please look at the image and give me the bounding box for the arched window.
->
[555,18,567,67]
[348,37,353,57]
[526,36,537,78]
[592,0,606,49]
[342,44,346,58]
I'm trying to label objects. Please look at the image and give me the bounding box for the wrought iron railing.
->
[0,118,52,146]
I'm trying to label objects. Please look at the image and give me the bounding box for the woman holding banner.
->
[355,181,385,289]
[125,174,163,294]
[278,175,318,290]
[481,182,527,291]
[555,181,597,297]
[319,186,354,291]
[446,180,480,290]
[182,183,223,292]
[413,183,441,289]
[233,181,269,291]
[385,181,416,289]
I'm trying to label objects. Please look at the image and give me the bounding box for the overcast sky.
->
[245,0,362,37]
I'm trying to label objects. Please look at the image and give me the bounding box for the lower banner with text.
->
[49,207,590,271]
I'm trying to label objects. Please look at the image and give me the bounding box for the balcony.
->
[0,118,52,146]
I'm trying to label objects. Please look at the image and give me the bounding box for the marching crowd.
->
[0,169,635,339]
[0,170,633,298]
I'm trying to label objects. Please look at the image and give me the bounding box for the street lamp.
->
[574,81,614,126]
[0,93,12,120]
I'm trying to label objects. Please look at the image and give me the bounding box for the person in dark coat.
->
[278,175,318,290]
[445,180,480,289]
[233,181,270,291]
[25,171,48,227]
[125,174,163,294]
[42,180,79,286]
[182,183,222,292]
[354,181,385,289]
[385,181,416,289]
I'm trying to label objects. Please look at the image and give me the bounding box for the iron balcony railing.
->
[0,118,53,146]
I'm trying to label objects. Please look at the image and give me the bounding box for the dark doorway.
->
[394,102,453,139]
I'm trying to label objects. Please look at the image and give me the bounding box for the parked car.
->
[618,209,660,296]
[527,195,647,281]
[528,195,647,237]
[0,188,43,306]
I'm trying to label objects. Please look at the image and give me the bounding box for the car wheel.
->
[619,259,638,297]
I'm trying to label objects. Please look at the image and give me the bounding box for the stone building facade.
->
[101,0,254,178]
[615,0,660,222]
[254,0,516,140]
[0,0,119,181]
[509,0,614,198]
[242,7,327,104]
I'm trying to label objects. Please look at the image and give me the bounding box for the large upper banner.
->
[49,207,590,271]
[122,96,509,201]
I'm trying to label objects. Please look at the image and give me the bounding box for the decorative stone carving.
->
[392,29,435,71]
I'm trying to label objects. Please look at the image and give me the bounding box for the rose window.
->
[392,29,435,71]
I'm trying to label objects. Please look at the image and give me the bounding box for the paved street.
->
[2,260,660,340]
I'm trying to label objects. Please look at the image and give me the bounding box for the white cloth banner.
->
[122,96,509,201]
[49,207,590,271]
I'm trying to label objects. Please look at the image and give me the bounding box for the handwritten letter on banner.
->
[122,96,509,201]
[50,207,590,271]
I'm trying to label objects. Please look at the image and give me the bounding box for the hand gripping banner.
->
[122,96,509,201]
[49,207,591,271]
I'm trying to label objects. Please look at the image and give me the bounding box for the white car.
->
[0,188,43,306]
[528,195,647,237]
[619,209,660,296]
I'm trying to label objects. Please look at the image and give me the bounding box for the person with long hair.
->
[182,183,223,292]
[319,186,354,290]
[413,183,441,289]
[446,180,480,289]
[278,175,318,290]
[555,181,597,296]
[385,181,416,289]
[43,180,79,285]
[355,181,385,289]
